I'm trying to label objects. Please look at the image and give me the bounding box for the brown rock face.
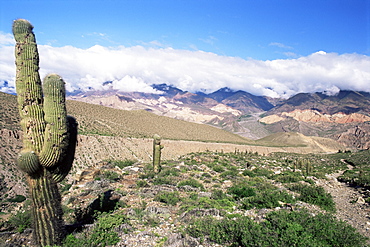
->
[282,110,370,123]
[260,110,370,124]
[335,125,370,149]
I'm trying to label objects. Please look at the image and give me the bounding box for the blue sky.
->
[0,0,369,97]
[1,0,369,60]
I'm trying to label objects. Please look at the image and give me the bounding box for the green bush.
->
[186,210,367,247]
[178,178,204,190]
[109,159,136,169]
[242,168,273,178]
[7,194,26,203]
[212,165,225,173]
[211,189,228,200]
[154,191,181,206]
[219,170,239,179]
[265,210,367,247]
[180,196,236,212]
[272,171,304,183]
[158,167,180,177]
[136,180,149,188]
[228,185,255,200]
[7,209,31,233]
[63,212,127,247]
[139,164,156,179]
[290,184,335,212]
[100,171,120,182]
[153,176,177,186]
[242,190,295,209]
[339,169,370,188]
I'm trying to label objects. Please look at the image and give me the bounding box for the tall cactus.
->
[153,134,164,173]
[13,19,77,246]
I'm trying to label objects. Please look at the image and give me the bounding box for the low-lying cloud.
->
[1,33,369,98]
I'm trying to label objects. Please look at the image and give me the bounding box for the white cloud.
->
[0,32,15,45]
[111,75,160,93]
[0,34,369,98]
[269,42,293,49]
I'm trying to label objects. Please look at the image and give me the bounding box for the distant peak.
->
[219,87,234,93]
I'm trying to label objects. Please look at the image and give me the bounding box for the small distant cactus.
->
[13,19,77,246]
[153,134,164,173]
[305,159,312,177]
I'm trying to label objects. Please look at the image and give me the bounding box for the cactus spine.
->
[153,134,164,173]
[13,19,77,246]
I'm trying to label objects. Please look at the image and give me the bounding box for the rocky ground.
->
[2,155,370,247]
[318,166,370,241]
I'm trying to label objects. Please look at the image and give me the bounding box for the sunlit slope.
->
[256,132,346,152]
[0,91,251,144]
[66,99,253,143]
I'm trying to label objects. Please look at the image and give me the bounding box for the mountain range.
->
[67,84,370,149]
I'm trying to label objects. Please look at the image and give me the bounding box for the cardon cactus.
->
[13,19,77,246]
[153,134,164,173]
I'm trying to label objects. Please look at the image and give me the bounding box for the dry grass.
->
[66,100,253,144]
[0,92,252,144]
[0,92,20,131]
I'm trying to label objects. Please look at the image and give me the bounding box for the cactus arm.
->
[39,74,69,167]
[12,19,45,152]
[17,150,42,176]
[51,116,78,182]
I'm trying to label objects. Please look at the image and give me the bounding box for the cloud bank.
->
[1,33,369,98]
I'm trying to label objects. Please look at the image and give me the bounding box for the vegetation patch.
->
[186,210,367,247]
[289,183,336,212]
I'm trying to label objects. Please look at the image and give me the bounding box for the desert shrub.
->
[154,191,181,206]
[201,172,212,178]
[63,212,127,247]
[180,196,236,212]
[136,180,149,188]
[186,215,264,246]
[219,170,239,179]
[158,167,180,177]
[153,176,177,186]
[242,167,273,178]
[186,210,367,247]
[357,171,370,187]
[211,189,229,200]
[241,190,295,209]
[7,194,26,203]
[101,171,120,182]
[139,164,156,179]
[339,168,370,188]
[7,209,31,233]
[265,210,367,247]
[272,171,304,183]
[108,159,136,169]
[227,185,255,200]
[60,182,73,193]
[290,184,335,212]
[178,178,204,190]
[212,165,225,173]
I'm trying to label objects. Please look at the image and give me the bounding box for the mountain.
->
[207,87,274,112]
[207,87,237,102]
[270,90,370,115]
[260,90,370,149]
[66,85,370,148]
[151,83,185,96]
[67,85,245,133]
[67,85,277,139]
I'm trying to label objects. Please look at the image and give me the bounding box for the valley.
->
[1,88,370,246]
